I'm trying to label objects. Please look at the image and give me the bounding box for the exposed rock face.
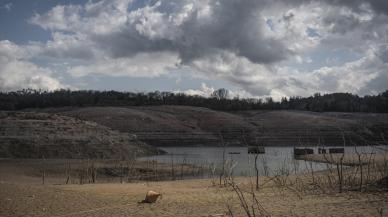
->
[0,111,158,159]
[41,106,388,147]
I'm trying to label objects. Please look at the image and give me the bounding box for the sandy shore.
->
[1,161,387,217]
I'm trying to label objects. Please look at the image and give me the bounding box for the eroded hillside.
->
[0,112,158,158]
[39,106,388,146]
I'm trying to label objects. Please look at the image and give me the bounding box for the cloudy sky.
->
[1,0,388,99]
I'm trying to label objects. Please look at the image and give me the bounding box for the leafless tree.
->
[41,155,46,185]
[171,153,175,181]
[219,132,227,186]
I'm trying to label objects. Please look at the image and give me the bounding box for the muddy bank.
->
[0,158,205,185]
[297,152,388,166]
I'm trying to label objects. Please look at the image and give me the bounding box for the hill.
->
[36,106,388,146]
[0,111,158,159]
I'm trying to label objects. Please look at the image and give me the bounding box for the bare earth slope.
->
[38,106,388,146]
[236,110,388,145]
[40,106,253,146]
[0,111,157,159]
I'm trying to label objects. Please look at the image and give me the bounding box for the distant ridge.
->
[1,89,387,113]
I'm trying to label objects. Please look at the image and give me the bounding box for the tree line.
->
[0,88,387,112]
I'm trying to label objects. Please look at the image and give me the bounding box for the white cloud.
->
[190,51,279,96]
[30,4,83,31]
[32,32,97,60]
[274,47,388,97]
[0,40,27,61]
[187,47,388,99]
[0,61,63,91]
[262,2,324,54]
[176,83,215,97]
[311,47,388,95]
[68,51,180,77]
[0,41,65,91]
[176,83,257,99]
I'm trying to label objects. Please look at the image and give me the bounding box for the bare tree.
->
[219,132,227,186]
[254,151,260,191]
[336,131,346,193]
[228,180,269,217]
[41,155,46,185]
[242,130,263,191]
[171,153,175,181]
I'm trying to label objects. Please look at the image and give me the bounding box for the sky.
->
[1,0,388,99]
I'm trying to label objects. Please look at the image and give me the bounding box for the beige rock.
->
[143,190,161,203]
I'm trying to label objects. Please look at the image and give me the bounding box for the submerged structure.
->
[328,148,345,154]
[293,148,314,158]
[248,146,265,154]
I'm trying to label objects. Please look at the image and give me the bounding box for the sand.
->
[1,156,387,217]
[1,173,387,217]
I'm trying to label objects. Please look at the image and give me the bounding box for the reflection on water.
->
[140,146,387,177]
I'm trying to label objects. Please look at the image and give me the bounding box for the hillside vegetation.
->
[0,111,158,159]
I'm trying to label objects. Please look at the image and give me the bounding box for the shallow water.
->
[140,145,387,177]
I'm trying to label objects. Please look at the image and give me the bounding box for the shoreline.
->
[296,153,388,166]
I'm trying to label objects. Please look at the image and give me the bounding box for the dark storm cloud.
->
[376,44,388,63]
[32,0,388,66]
[33,0,388,65]
[284,0,388,15]
[175,0,291,64]
[31,0,293,65]
[325,0,388,15]
[110,0,289,64]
